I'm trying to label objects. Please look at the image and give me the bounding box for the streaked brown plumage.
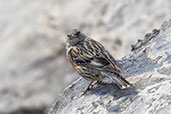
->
[66,29,132,94]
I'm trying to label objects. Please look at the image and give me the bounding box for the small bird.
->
[66,29,132,95]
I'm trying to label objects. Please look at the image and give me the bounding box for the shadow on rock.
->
[86,82,138,100]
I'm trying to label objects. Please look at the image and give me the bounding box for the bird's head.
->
[67,29,85,45]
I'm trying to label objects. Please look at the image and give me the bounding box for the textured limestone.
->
[49,20,171,114]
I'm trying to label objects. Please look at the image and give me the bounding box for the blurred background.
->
[0,0,170,114]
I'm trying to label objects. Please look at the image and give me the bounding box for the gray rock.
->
[49,20,171,114]
[1,0,171,114]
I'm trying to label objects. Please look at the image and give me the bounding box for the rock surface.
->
[1,0,171,114]
[49,20,171,114]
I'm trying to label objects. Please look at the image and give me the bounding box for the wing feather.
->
[69,38,123,73]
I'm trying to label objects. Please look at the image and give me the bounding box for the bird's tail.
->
[101,72,132,89]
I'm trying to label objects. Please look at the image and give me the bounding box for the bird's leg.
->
[89,80,102,89]
[92,80,102,86]
[82,81,94,95]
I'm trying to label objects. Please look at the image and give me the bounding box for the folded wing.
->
[68,38,123,74]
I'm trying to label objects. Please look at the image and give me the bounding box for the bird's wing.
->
[102,49,123,73]
[68,38,123,73]
[86,38,123,73]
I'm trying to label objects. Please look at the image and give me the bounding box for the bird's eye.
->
[67,34,71,37]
